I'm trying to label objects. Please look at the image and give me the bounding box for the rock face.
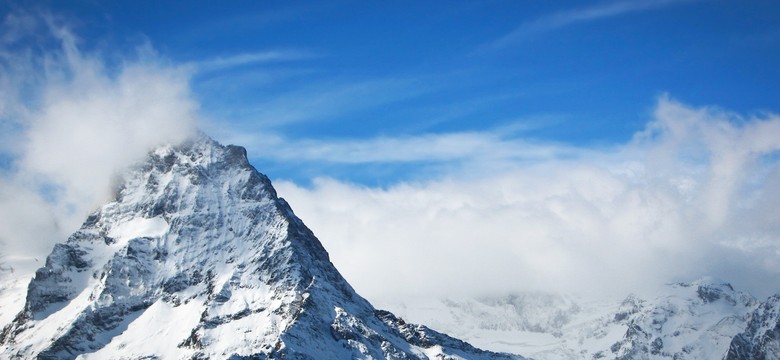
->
[606,280,757,360]
[725,294,780,360]
[0,135,523,359]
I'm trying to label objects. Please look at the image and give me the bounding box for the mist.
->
[0,12,197,273]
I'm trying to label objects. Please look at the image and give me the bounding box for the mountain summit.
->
[0,135,522,359]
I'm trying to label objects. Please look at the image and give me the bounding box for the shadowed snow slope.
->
[0,135,523,360]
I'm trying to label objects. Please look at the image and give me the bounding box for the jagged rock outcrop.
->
[725,294,780,360]
[608,280,756,360]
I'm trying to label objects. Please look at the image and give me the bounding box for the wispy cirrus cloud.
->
[488,0,698,49]
[203,76,433,129]
[221,129,580,166]
[193,49,317,73]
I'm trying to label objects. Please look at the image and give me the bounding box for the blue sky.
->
[9,0,780,185]
[3,1,780,298]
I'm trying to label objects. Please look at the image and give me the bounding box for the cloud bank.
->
[0,13,197,271]
[275,97,780,300]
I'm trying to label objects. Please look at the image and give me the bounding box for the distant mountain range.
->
[379,279,780,359]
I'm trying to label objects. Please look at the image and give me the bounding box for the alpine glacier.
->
[0,135,522,359]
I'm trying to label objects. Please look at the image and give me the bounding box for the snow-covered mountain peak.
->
[0,135,522,359]
[664,278,756,308]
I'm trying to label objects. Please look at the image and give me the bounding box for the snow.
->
[107,216,169,243]
[379,281,762,359]
[7,275,101,355]
[78,298,203,359]
[0,266,34,327]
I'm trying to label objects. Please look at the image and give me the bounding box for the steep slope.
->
[607,280,756,359]
[0,135,522,360]
[382,280,761,359]
[725,294,780,360]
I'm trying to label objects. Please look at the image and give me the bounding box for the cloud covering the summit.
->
[0,13,197,268]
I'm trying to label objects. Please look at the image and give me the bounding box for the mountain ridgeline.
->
[0,135,522,359]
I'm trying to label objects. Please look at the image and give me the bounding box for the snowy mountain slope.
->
[381,279,771,359]
[0,135,523,359]
[0,267,31,331]
[725,293,780,360]
[607,280,756,359]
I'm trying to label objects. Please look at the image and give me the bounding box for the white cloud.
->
[229,131,580,165]
[0,13,198,272]
[275,97,780,300]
